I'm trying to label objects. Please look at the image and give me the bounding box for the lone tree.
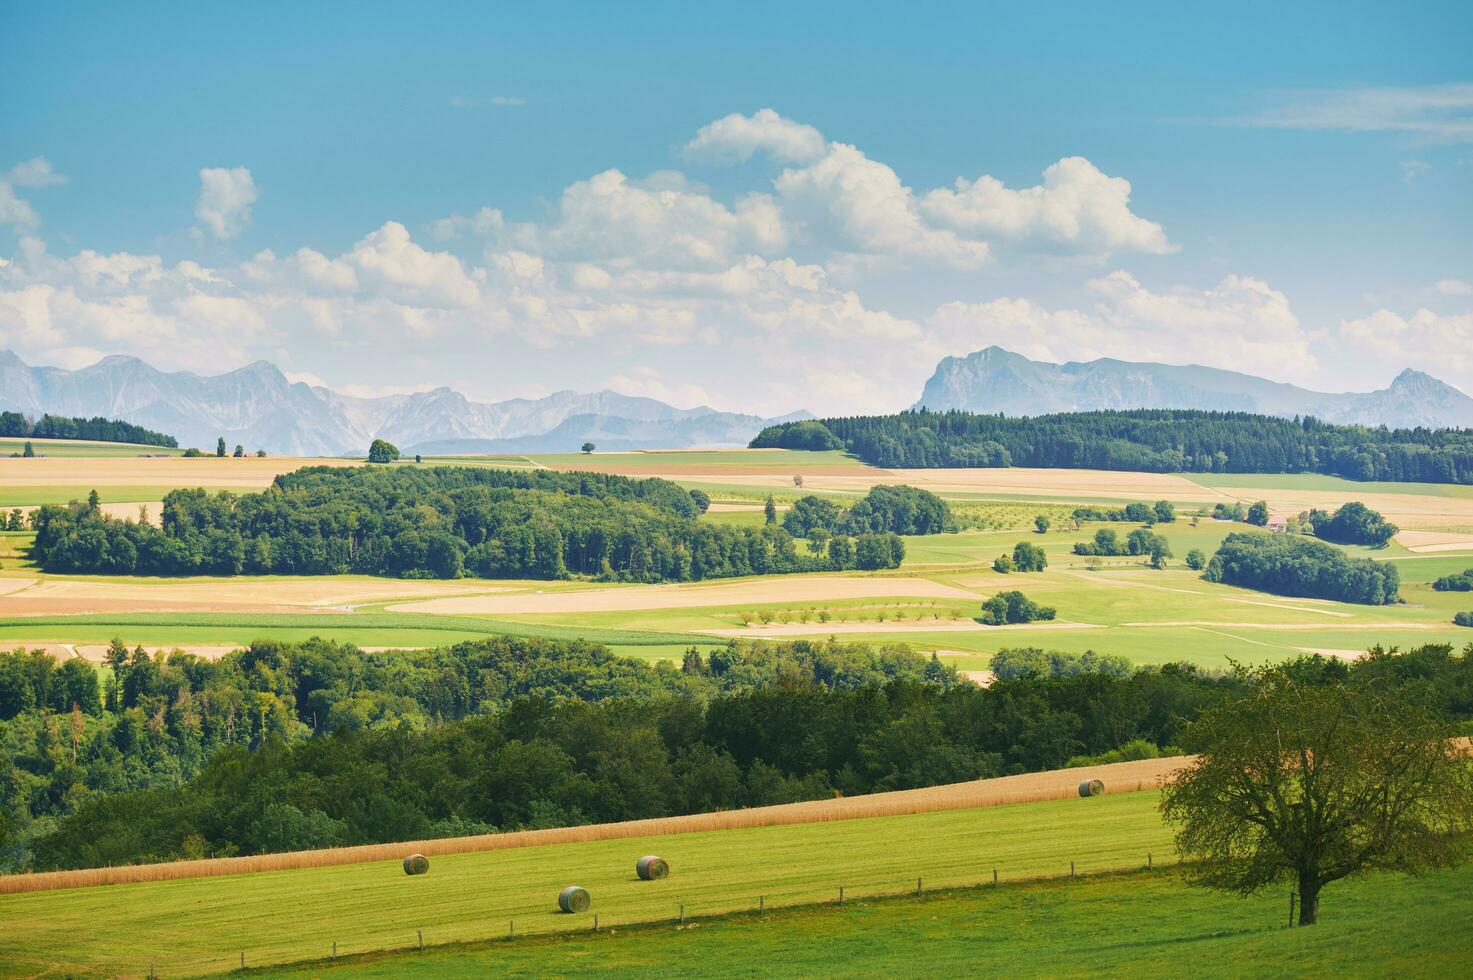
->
[764,496,777,524]
[367,438,401,464]
[1034,515,1050,534]
[581,442,595,454]
[1246,500,1270,526]
[21,440,35,458]
[216,436,226,458]
[1161,660,1473,925]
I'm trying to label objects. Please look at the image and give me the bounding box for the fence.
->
[125,851,1178,976]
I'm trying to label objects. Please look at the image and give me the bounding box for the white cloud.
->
[0,157,67,230]
[1434,278,1472,296]
[1401,159,1431,181]
[928,271,1313,382]
[1337,308,1473,385]
[684,108,829,165]
[1234,83,1473,144]
[604,367,712,409]
[920,156,1174,257]
[194,167,259,240]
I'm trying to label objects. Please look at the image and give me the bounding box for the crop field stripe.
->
[0,756,1185,895]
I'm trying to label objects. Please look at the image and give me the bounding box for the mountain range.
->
[0,351,809,456]
[915,346,1473,429]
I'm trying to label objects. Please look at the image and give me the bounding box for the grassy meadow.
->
[0,790,1174,976]
[266,866,1473,979]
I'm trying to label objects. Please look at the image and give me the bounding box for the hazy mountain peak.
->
[916,347,1473,429]
[0,350,808,455]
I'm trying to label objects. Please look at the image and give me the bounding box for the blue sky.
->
[1,1,1469,413]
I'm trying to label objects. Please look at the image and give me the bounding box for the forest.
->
[1203,531,1401,604]
[25,467,936,580]
[751,409,1473,484]
[0,411,178,448]
[8,637,1471,873]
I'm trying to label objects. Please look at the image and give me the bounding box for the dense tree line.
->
[20,640,1473,873]
[781,485,951,537]
[1433,568,1473,592]
[1071,501,1176,524]
[1204,532,1401,604]
[0,635,949,871]
[1307,501,1398,546]
[0,411,177,448]
[751,410,1473,484]
[27,466,914,581]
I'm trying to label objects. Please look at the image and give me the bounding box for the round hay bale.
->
[558,885,591,914]
[1078,778,1104,798]
[636,855,670,881]
[402,853,430,876]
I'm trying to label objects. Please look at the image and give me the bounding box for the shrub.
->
[1455,611,1473,627]
[978,591,1056,625]
[1185,548,1207,571]
[1432,568,1473,592]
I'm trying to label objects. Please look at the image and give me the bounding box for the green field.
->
[525,449,862,469]
[0,484,184,507]
[0,438,184,458]
[0,792,1174,976]
[267,866,1473,979]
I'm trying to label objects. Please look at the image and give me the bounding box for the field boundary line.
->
[0,756,1190,895]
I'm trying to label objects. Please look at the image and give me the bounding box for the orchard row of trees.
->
[752,410,1473,484]
[26,467,929,580]
[0,411,177,448]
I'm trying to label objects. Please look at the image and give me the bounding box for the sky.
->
[1,1,1470,415]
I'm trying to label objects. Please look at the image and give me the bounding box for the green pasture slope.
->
[2,792,1174,976]
[0,437,183,458]
[279,867,1473,979]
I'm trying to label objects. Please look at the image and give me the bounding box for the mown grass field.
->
[0,437,184,458]
[267,865,1473,979]
[0,791,1174,976]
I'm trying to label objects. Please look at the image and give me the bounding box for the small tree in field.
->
[764,496,777,525]
[216,437,226,458]
[581,442,595,454]
[1034,515,1050,534]
[368,439,400,464]
[1161,661,1473,925]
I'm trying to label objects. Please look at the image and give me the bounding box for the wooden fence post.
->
[679,903,685,924]
[916,876,922,896]
[839,886,845,905]
[418,929,423,951]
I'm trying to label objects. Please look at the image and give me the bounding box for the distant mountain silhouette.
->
[915,346,1473,429]
[0,351,809,455]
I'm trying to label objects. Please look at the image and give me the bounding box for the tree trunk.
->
[1297,874,1320,926]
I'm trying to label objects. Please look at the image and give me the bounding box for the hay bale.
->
[1078,778,1104,798]
[558,885,591,913]
[402,853,430,876]
[636,855,670,880]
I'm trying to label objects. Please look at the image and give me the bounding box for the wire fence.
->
[119,851,1176,977]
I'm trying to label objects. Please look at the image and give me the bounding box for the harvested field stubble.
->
[0,756,1188,895]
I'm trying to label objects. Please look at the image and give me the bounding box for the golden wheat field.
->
[0,755,1187,895]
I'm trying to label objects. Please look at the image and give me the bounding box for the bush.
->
[1455,611,1473,627]
[1185,548,1207,571]
[978,591,1056,625]
[1309,502,1398,547]
[992,553,1013,574]
[1010,541,1048,572]
[1434,569,1473,591]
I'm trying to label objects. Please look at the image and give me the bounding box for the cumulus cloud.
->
[680,109,1171,267]
[1336,308,1473,386]
[684,108,829,165]
[0,157,67,230]
[1434,278,1472,296]
[928,271,1313,382]
[920,157,1174,257]
[194,166,259,240]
